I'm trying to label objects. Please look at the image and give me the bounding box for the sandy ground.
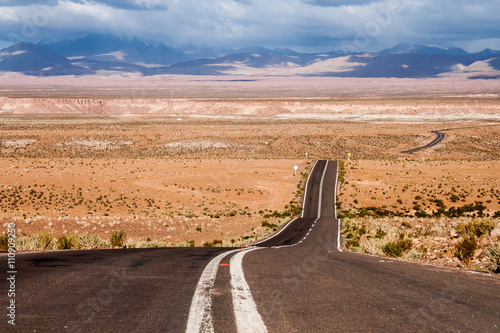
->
[340,159,500,272]
[0,158,304,246]
[1,117,499,160]
[0,115,498,248]
[341,160,500,217]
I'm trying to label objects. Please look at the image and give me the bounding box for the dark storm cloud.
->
[0,0,499,52]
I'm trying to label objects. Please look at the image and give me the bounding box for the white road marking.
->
[251,218,298,246]
[334,162,343,252]
[188,160,343,332]
[317,161,329,218]
[301,160,319,218]
[333,161,338,219]
[255,159,321,246]
[230,248,268,333]
[273,218,319,248]
[186,249,240,333]
[337,219,343,252]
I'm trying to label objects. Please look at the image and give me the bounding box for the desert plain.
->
[0,75,499,272]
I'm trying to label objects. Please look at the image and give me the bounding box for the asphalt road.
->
[401,130,447,154]
[2,160,499,332]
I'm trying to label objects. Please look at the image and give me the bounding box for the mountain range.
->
[1,34,499,78]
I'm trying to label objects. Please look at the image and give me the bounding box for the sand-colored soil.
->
[340,159,500,272]
[0,158,304,246]
[341,160,500,217]
[1,116,499,161]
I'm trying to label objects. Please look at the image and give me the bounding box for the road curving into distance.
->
[401,124,500,154]
[401,129,447,154]
[3,160,499,332]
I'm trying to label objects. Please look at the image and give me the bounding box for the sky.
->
[0,0,499,52]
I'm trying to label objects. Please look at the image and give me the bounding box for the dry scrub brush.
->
[341,217,499,272]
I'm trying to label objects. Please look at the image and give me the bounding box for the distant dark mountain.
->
[340,54,463,78]
[70,58,152,75]
[488,56,500,70]
[234,46,300,56]
[157,52,334,75]
[182,46,234,61]
[1,37,499,78]
[474,48,500,56]
[380,42,468,56]
[160,53,500,78]
[0,42,152,76]
[39,33,185,66]
[0,42,89,75]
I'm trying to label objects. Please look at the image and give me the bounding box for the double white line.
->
[185,248,267,333]
[186,160,340,332]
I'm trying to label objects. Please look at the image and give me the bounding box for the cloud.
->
[0,0,59,5]
[0,0,170,10]
[0,0,499,52]
[301,0,381,7]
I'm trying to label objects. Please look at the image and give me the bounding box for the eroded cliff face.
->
[1,97,500,120]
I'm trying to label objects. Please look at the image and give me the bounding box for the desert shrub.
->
[57,235,75,250]
[456,219,497,238]
[75,233,105,249]
[38,234,54,250]
[472,219,497,237]
[382,239,413,258]
[382,242,404,257]
[414,210,429,218]
[16,235,40,251]
[203,239,223,247]
[110,230,126,248]
[485,241,500,272]
[359,237,385,256]
[262,221,278,230]
[445,203,488,218]
[134,239,169,248]
[375,227,387,239]
[400,221,412,229]
[339,210,356,219]
[0,233,8,251]
[406,247,426,260]
[358,225,367,236]
[342,220,367,238]
[454,234,477,269]
[176,240,196,247]
[345,239,360,249]
[15,234,55,251]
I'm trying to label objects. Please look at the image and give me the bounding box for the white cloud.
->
[0,0,499,52]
